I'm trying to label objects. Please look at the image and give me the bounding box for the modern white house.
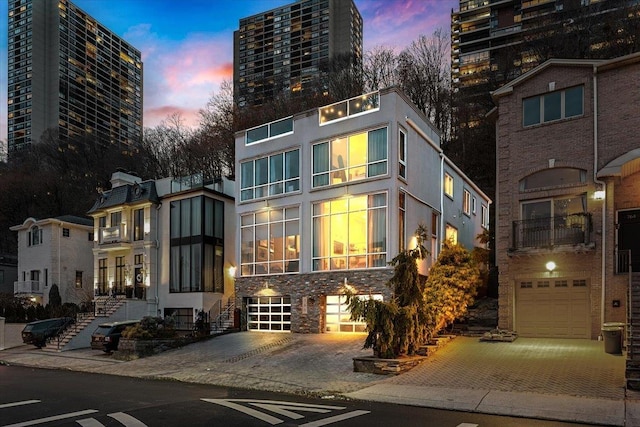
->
[234,87,491,333]
[10,216,94,306]
[86,171,237,333]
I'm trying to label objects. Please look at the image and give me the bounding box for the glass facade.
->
[312,193,387,271]
[170,196,224,293]
[240,206,300,276]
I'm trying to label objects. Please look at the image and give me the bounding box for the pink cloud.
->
[145,105,201,129]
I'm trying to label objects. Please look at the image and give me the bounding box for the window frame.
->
[240,148,300,202]
[398,127,407,180]
[312,127,388,189]
[463,189,471,216]
[523,85,583,127]
[444,173,454,198]
[445,223,458,244]
[240,206,300,276]
[312,193,387,272]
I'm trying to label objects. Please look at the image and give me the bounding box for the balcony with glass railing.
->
[511,213,592,250]
[14,280,43,295]
[319,91,380,125]
[99,224,130,248]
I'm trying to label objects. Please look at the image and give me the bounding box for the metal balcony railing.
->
[511,213,592,249]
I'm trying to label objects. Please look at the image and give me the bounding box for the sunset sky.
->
[0,0,458,143]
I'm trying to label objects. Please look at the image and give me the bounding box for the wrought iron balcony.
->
[14,280,43,295]
[511,213,592,250]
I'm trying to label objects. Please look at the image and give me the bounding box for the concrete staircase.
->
[42,297,125,352]
[626,273,640,390]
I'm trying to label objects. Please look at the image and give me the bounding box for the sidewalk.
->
[2,331,639,426]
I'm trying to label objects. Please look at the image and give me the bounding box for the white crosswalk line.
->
[76,418,105,427]
[3,409,99,427]
[0,400,40,409]
[298,410,371,427]
[108,412,148,427]
[202,399,283,425]
[457,423,479,427]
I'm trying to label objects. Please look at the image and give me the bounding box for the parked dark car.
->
[21,317,74,348]
[91,320,139,353]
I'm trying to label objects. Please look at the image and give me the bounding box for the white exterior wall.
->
[235,88,490,279]
[13,218,93,306]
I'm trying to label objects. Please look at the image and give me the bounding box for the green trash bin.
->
[602,325,623,354]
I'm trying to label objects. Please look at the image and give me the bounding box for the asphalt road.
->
[0,366,605,427]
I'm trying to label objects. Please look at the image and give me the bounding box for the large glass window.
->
[133,208,144,241]
[241,149,300,201]
[312,193,387,271]
[240,206,300,276]
[445,224,458,244]
[170,196,224,292]
[523,86,583,126]
[312,128,387,188]
[520,195,587,247]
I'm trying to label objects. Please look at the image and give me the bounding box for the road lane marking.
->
[298,410,371,427]
[0,400,40,409]
[76,418,104,427]
[3,409,99,427]
[202,398,369,426]
[202,399,283,425]
[108,412,148,427]
[249,403,333,419]
[457,424,479,427]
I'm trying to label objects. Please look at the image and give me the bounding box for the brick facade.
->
[493,55,640,339]
[235,269,394,333]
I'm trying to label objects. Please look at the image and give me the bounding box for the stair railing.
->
[211,295,235,333]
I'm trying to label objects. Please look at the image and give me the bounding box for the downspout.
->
[155,203,162,316]
[593,65,606,330]
[440,154,445,255]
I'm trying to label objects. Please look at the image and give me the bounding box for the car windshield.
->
[94,326,112,335]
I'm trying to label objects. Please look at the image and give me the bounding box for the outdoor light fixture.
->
[228,266,237,278]
[546,261,556,272]
[594,190,605,200]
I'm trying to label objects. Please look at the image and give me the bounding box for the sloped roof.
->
[54,215,93,227]
[86,181,159,214]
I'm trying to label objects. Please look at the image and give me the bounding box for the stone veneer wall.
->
[235,269,395,333]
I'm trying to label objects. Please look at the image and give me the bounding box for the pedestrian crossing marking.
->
[0,400,40,409]
[77,412,148,427]
[3,409,99,427]
[457,424,479,427]
[108,412,148,427]
[202,398,370,425]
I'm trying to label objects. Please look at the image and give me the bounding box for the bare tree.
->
[363,46,400,92]
[397,29,452,142]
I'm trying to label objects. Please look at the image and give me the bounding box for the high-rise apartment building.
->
[233,0,363,108]
[451,0,639,99]
[7,0,143,154]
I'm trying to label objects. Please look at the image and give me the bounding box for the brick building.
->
[492,52,640,339]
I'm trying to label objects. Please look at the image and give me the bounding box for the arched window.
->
[520,168,586,191]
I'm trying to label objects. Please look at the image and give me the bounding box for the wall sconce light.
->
[228,266,237,278]
[594,190,605,200]
[546,261,556,272]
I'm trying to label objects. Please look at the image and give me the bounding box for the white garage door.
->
[516,278,589,338]
[247,296,291,332]
[326,294,382,333]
